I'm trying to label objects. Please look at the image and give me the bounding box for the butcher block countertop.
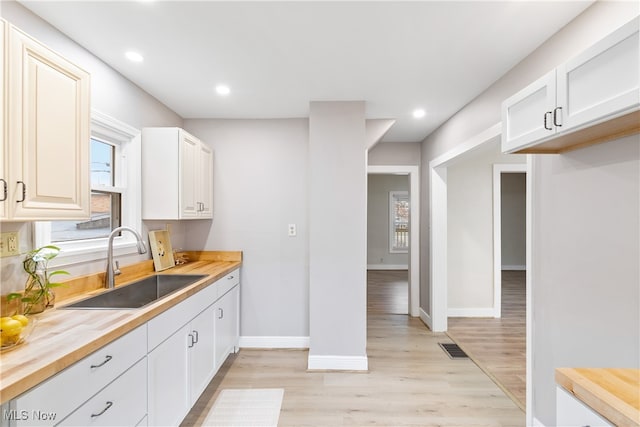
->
[0,251,242,404]
[556,367,640,426]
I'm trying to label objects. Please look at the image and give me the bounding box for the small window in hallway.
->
[389,191,409,253]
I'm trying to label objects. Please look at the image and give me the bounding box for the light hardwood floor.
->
[182,271,524,426]
[446,271,526,410]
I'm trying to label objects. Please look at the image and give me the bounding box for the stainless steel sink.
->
[60,274,208,309]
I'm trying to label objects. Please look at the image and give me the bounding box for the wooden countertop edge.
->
[556,368,640,427]
[0,254,242,403]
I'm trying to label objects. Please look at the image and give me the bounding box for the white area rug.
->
[202,388,284,427]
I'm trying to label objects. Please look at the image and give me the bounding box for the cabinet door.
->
[501,70,557,153]
[189,305,216,401]
[8,26,90,220]
[1,19,6,220]
[214,285,239,371]
[148,323,190,427]
[179,132,199,218]
[198,142,213,218]
[557,17,639,132]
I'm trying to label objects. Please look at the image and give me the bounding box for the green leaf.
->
[6,292,23,302]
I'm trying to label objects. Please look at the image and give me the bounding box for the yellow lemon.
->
[0,318,23,338]
[11,315,29,327]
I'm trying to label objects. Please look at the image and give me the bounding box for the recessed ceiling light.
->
[125,51,144,63]
[215,85,231,96]
[412,108,426,119]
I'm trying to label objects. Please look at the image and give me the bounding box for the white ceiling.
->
[18,1,593,142]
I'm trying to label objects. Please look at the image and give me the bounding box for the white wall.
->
[419,2,639,423]
[0,2,183,294]
[367,174,409,268]
[183,119,310,339]
[446,140,524,315]
[368,141,421,166]
[501,173,526,269]
[532,134,639,425]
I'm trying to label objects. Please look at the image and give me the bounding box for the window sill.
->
[48,239,142,268]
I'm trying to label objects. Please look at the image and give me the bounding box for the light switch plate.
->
[0,232,20,257]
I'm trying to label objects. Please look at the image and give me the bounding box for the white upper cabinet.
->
[502,70,557,152]
[1,20,7,220]
[142,127,213,220]
[557,18,639,130]
[1,20,90,221]
[502,16,639,154]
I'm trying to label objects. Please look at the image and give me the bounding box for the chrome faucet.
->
[105,226,147,289]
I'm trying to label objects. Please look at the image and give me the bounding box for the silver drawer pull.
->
[90,355,113,369]
[218,308,224,319]
[91,401,113,418]
[192,330,199,344]
[228,275,234,280]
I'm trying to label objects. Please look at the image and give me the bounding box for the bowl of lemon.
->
[1,315,36,351]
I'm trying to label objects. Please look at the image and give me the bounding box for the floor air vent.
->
[439,342,469,359]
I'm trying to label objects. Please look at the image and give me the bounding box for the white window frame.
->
[34,110,142,267]
[389,190,409,254]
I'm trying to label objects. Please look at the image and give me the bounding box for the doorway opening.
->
[367,166,419,317]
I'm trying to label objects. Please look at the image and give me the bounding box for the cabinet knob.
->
[0,179,6,202]
[543,111,553,130]
[553,107,563,127]
[91,401,113,418]
[16,181,26,203]
[90,355,113,369]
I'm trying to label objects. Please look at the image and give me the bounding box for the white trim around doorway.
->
[367,165,420,317]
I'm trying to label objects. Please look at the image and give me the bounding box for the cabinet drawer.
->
[217,269,240,298]
[14,326,146,426]
[58,358,147,426]
[147,282,217,351]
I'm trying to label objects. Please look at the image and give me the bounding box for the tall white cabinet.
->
[142,127,213,220]
[502,16,639,153]
[1,19,90,221]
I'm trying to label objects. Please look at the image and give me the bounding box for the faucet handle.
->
[114,260,121,276]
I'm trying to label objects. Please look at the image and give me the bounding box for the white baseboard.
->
[307,355,369,371]
[532,417,545,427]
[367,264,408,270]
[239,336,309,349]
[502,264,526,271]
[448,307,495,317]
[419,307,432,330]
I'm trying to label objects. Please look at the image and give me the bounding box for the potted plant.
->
[8,245,68,315]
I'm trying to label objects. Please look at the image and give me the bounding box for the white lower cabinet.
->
[5,269,240,427]
[147,269,240,426]
[556,386,612,427]
[148,323,190,426]
[214,285,239,371]
[9,326,146,427]
[147,305,216,426]
[57,358,147,426]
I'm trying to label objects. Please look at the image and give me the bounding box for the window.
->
[389,191,409,253]
[51,139,121,242]
[35,111,141,265]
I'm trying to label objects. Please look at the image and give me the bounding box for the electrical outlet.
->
[288,224,297,237]
[0,232,20,257]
